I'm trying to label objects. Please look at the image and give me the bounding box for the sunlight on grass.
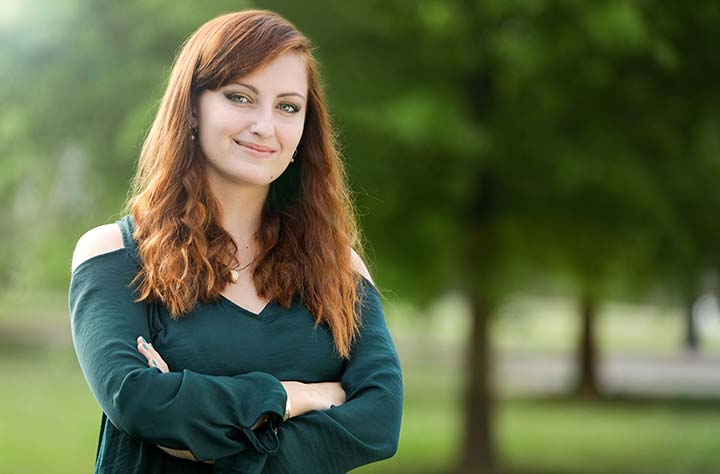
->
[4,289,720,473]
[3,347,720,474]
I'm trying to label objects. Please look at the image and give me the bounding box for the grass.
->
[0,350,99,473]
[3,288,720,473]
[3,347,720,474]
[498,396,720,474]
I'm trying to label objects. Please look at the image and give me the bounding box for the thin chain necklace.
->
[229,259,253,283]
[229,243,256,283]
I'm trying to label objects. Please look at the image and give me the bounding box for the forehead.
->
[230,52,308,94]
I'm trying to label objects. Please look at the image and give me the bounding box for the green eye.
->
[227,94,250,103]
[280,103,300,113]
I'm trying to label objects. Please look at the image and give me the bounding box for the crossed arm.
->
[136,336,346,464]
[131,248,380,465]
[133,280,403,474]
[71,226,399,471]
[72,270,400,471]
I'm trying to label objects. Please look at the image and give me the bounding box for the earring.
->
[190,126,199,143]
[290,149,297,163]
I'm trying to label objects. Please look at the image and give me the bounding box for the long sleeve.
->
[213,277,403,474]
[69,249,288,463]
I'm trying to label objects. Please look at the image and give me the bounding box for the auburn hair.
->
[122,9,372,359]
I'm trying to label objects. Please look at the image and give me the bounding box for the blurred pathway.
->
[393,329,720,397]
[495,350,720,397]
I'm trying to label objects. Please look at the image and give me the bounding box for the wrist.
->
[283,396,292,422]
[280,380,306,420]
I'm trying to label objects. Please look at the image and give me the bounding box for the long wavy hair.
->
[122,9,371,359]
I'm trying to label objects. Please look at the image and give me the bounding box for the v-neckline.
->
[218,294,275,318]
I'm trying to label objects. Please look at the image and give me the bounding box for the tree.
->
[3,1,719,472]
[268,1,720,472]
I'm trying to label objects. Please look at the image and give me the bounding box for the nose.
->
[249,106,274,138]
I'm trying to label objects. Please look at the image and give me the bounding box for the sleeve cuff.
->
[241,419,280,455]
[240,379,288,455]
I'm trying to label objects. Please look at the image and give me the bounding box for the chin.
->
[227,173,273,187]
[206,162,272,187]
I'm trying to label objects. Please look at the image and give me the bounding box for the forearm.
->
[137,343,299,465]
[156,416,266,463]
[70,267,288,461]
[156,407,276,462]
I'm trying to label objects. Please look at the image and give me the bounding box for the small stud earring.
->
[290,149,297,163]
[190,126,199,143]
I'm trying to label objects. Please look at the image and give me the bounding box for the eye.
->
[226,94,250,104]
[279,103,301,114]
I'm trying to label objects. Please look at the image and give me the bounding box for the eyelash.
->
[226,94,301,113]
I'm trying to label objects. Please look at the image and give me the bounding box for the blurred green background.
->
[2,0,720,473]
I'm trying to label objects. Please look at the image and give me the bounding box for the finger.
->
[136,341,163,371]
[137,340,154,362]
[141,341,160,359]
[155,356,169,373]
[137,343,153,362]
[143,340,163,362]
[147,356,166,372]
[136,336,169,373]
[137,337,162,361]
[137,336,152,355]
[145,344,169,372]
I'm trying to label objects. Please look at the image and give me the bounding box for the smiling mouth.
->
[232,140,276,157]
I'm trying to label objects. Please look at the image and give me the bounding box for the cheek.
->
[205,113,240,135]
[200,100,245,132]
[277,122,305,149]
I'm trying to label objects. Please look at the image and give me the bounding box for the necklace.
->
[229,239,257,283]
[229,258,254,283]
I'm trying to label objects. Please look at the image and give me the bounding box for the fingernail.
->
[139,336,145,343]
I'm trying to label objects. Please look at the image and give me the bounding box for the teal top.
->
[69,215,403,474]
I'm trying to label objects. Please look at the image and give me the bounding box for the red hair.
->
[123,9,371,359]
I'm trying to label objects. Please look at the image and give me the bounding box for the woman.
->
[69,9,403,474]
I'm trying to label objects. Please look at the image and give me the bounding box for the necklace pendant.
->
[230,269,239,283]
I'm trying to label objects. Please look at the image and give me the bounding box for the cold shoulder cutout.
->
[71,222,125,275]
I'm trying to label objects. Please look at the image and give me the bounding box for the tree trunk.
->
[574,294,600,397]
[456,292,495,474]
[684,296,699,352]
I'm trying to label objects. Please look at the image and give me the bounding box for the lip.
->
[233,139,276,156]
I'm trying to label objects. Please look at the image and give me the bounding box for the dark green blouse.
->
[69,215,403,473]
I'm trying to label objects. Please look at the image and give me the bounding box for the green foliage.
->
[1,0,719,308]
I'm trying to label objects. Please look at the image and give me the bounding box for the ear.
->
[190,106,198,128]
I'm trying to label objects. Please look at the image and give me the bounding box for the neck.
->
[206,169,269,247]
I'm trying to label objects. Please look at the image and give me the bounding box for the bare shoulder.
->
[71,223,125,273]
[350,248,375,286]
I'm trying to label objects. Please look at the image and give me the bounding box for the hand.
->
[156,445,214,465]
[280,381,346,418]
[307,381,347,411]
[136,336,169,373]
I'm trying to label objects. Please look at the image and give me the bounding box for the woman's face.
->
[191,52,308,187]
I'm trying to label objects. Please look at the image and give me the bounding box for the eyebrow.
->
[231,82,306,101]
